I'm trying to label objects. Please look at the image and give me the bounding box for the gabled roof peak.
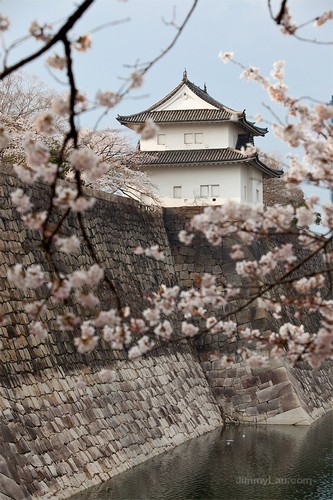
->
[117,74,268,136]
[146,75,232,113]
[182,68,208,94]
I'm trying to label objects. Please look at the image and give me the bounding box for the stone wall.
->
[200,358,333,425]
[164,207,333,426]
[0,166,222,499]
[0,348,221,499]
[1,169,332,499]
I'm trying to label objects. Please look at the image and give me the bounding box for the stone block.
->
[235,309,252,324]
[0,423,16,443]
[224,387,236,398]
[231,395,242,406]
[259,370,273,384]
[258,382,271,390]
[267,398,280,411]
[0,471,30,500]
[242,375,261,389]
[213,388,225,398]
[267,409,280,418]
[256,381,291,403]
[257,402,269,414]
[279,392,301,412]
[245,407,259,416]
[271,367,289,384]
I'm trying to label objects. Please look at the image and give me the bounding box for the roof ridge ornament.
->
[182,68,188,81]
[203,82,207,93]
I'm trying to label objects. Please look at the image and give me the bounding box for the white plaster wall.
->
[141,123,237,151]
[250,165,263,205]
[143,164,242,207]
[228,123,241,149]
[240,165,263,204]
[153,84,218,111]
[240,166,248,202]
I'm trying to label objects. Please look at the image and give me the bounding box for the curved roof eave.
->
[135,149,283,178]
[248,156,283,177]
[239,114,268,136]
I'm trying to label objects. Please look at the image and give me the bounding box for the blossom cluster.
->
[133,245,165,261]
[1,7,333,387]
[220,53,333,195]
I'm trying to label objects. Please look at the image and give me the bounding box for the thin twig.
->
[116,0,198,99]
[89,17,131,34]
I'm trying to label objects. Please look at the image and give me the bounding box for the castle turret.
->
[117,72,282,206]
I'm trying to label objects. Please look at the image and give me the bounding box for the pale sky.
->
[1,0,332,202]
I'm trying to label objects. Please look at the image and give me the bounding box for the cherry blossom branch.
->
[119,0,198,96]
[42,35,80,249]
[267,0,333,44]
[140,0,198,75]
[0,0,95,79]
[269,0,288,26]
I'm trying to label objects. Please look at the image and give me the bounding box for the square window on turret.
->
[211,185,219,196]
[195,133,203,144]
[184,133,193,144]
[157,134,166,145]
[173,186,182,198]
[200,185,209,197]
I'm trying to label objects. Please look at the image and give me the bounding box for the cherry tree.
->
[69,127,159,203]
[0,71,54,119]
[0,72,158,202]
[1,0,333,379]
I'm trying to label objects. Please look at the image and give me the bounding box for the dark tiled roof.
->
[117,108,234,124]
[139,148,244,164]
[117,75,267,136]
[137,148,282,178]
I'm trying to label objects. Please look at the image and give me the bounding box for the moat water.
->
[71,411,332,500]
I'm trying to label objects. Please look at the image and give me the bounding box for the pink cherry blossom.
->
[10,189,32,214]
[34,112,56,135]
[0,16,10,31]
[74,322,99,353]
[29,321,48,341]
[46,54,66,71]
[99,368,116,382]
[55,235,81,254]
[154,320,173,340]
[181,321,199,337]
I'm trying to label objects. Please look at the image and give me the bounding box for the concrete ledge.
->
[266,407,314,426]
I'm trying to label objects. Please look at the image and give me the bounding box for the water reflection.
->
[70,411,332,500]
